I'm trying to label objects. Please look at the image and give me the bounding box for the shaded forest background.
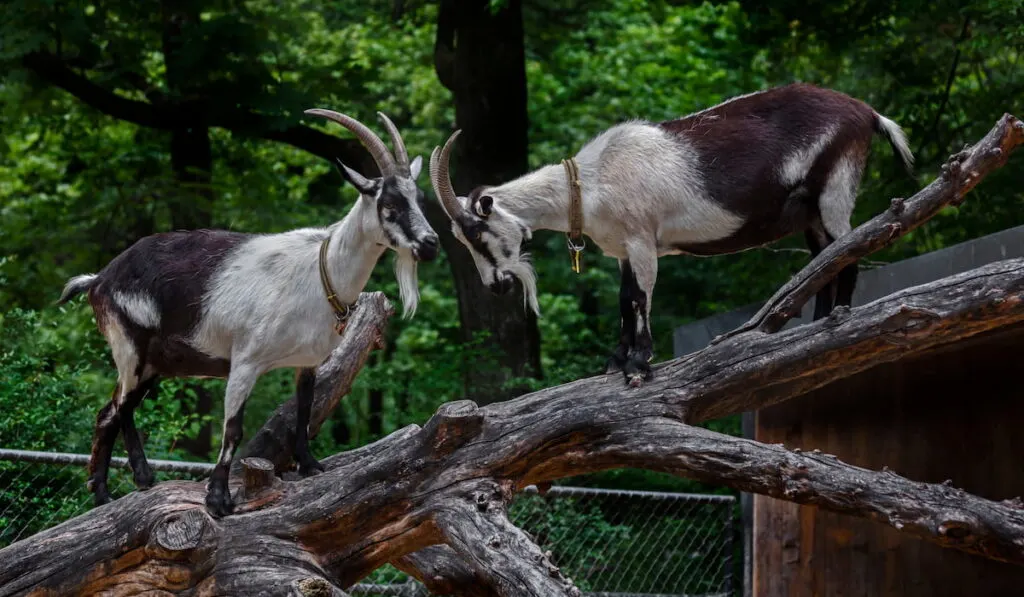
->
[1,0,1022,497]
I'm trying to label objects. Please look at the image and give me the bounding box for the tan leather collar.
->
[319,236,357,334]
[561,157,585,273]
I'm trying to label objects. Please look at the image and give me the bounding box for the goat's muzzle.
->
[413,235,440,261]
[489,272,515,295]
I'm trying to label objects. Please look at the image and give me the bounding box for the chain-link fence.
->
[0,449,736,596]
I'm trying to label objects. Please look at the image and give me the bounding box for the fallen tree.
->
[0,113,1021,597]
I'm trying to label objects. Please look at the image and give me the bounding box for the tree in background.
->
[433,0,542,403]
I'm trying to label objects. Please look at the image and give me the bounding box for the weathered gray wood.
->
[430,480,580,596]
[0,115,1023,596]
[715,112,1024,342]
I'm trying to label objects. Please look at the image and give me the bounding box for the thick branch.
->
[23,52,174,129]
[22,51,377,175]
[4,257,1024,594]
[237,292,393,472]
[717,112,1024,341]
[565,418,1024,565]
[430,480,580,597]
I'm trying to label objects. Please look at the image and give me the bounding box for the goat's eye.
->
[471,230,482,241]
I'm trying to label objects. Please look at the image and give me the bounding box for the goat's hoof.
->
[622,356,653,388]
[92,490,112,507]
[298,458,325,478]
[605,347,629,375]
[87,477,112,506]
[134,469,156,490]
[205,488,235,518]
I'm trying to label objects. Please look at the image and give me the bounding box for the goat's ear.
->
[336,159,379,197]
[409,155,423,181]
[473,195,494,218]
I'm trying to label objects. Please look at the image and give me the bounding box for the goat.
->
[429,83,914,387]
[58,110,439,517]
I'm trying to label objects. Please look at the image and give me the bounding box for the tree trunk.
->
[433,0,543,404]
[159,0,216,458]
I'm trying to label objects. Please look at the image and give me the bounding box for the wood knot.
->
[423,400,484,456]
[938,520,973,540]
[889,197,905,214]
[151,509,209,558]
[296,577,334,597]
[826,304,851,325]
[989,146,1003,158]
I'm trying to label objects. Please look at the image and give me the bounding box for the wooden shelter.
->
[673,224,1024,597]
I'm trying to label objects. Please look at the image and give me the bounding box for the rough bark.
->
[1,115,1021,596]
[433,0,543,404]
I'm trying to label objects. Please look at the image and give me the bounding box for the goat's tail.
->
[58,274,98,304]
[873,112,915,178]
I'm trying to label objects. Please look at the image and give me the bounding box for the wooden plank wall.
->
[752,328,1024,597]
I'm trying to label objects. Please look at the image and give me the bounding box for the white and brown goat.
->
[59,111,439,517]
[430,83,914,387]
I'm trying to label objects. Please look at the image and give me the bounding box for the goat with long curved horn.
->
[424,83,916,389]
[429,129,465,219]
[60,106,440,519]
[305,109,396,177]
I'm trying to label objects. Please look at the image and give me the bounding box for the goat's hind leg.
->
[294,367,324,477]
[805,225,836,321]
[119,376,159,490]
[87,384,123,506]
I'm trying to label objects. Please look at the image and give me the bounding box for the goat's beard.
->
[507,254,541,317]
[394,248,420,319]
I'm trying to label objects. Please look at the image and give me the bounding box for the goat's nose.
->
[415,236,439,261]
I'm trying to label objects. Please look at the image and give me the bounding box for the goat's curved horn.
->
[304,109,396,177]
[376,112,410,175]
[430,129,465,219]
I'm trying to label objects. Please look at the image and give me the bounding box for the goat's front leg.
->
[206,364,261,518]
[623,242,657,388]
[295,367,324,476]
[606,259,637,374]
